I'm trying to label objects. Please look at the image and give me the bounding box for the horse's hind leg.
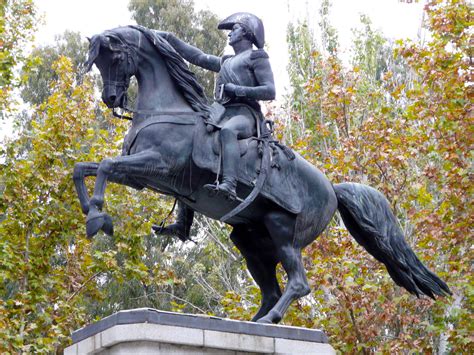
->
[257,211,310,324]
[230,225,282,322]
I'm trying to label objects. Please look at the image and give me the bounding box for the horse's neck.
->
[135,52,193,114]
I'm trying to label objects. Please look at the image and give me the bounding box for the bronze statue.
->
[74,14,450,324]
[164,13,274,198]
[156,13,275,240]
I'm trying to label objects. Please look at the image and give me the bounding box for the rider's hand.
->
[224,83,246,97]
[154,30,170,39]
[224,83,237,96]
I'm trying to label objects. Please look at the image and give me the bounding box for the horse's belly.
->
[182,184,269,225]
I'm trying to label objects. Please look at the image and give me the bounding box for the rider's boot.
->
[217,129,239,199]
[217,175,237,200]
[205,128,239,200]
[153,201,194,242]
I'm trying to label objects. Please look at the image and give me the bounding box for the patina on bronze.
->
[74,15,450,324]
[156,12,275,239]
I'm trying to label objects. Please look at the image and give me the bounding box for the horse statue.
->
[74,25,451,324]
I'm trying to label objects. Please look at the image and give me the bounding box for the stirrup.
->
[204,182,239,201]
[204,183,219,197]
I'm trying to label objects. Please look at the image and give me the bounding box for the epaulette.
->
[250,49,269,60]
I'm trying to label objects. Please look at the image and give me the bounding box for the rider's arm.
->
[224,51,276,101]
[157,32,221,72]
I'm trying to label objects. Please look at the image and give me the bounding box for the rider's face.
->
[228,23,246,46]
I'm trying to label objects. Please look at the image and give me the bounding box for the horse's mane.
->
[85,25,211,114]
[128,25,210,114]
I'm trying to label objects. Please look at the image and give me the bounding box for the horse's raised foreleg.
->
[229,225,282,322]
[73,161,145,216]
[73,162,100,215]
[257,211,310,324]
[86,151,165,238]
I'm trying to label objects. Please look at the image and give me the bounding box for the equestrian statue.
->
[73,13,451,324]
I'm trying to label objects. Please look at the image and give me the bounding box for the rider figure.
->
[155,12,275,240]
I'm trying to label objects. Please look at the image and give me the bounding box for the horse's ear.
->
[87,37,91,43]
[83,35,101,73]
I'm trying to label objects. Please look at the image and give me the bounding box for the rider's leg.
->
[153,201,194,242]
[214,114,255,197]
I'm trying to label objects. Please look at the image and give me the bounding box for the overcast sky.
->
[1,1,425,140]
[34,0,425,95]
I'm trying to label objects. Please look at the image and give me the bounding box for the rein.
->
[112,107,203,121]
[105,38,204,121]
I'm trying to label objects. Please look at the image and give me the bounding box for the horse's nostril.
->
[107,95,117,106]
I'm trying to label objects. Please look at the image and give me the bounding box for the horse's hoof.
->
[86,211,113,238]
[256,310,281,324]
[86,214,104,238]
[256,316,273,324]
[102,213,114,236]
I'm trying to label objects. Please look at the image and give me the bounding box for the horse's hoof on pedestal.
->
[256,310,281,324]
[256,316,273,324]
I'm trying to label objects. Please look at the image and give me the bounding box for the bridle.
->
[85,28,205,121]
[103,32,200,121]
[101,31,138,120]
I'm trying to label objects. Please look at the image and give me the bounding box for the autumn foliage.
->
[0,0,472,353]
[269,0,472,352]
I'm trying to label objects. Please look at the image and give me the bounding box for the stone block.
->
[63,309,335,354]
[75,333,101,354]
[100,323,204,348]
[204,329,274,353]
[63,343,77,355]
[275,338,336,354]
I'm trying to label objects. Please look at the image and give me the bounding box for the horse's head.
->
[84,28,138,109]
[84,26,210,115]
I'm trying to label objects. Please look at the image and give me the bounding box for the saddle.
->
[120,107,303,214]
[192,109,303,214]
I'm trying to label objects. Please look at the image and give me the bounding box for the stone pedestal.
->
[64,308,335,354]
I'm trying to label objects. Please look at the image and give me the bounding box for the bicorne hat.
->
[218,12,265,49]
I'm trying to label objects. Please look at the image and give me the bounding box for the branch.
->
[342,290,368,355]
[67,271,102,303]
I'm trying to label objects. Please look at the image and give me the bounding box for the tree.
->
[1,57,99,352]
[128,0,226,98]
[20,30,88,106]
[393,1,472,350]
[228,0,472,352]
[0,0,37,113]
[0,56,173,352]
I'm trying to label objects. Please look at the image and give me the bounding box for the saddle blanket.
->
[192,117,303,214]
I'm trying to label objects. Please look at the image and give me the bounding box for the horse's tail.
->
[333,182,451,299]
